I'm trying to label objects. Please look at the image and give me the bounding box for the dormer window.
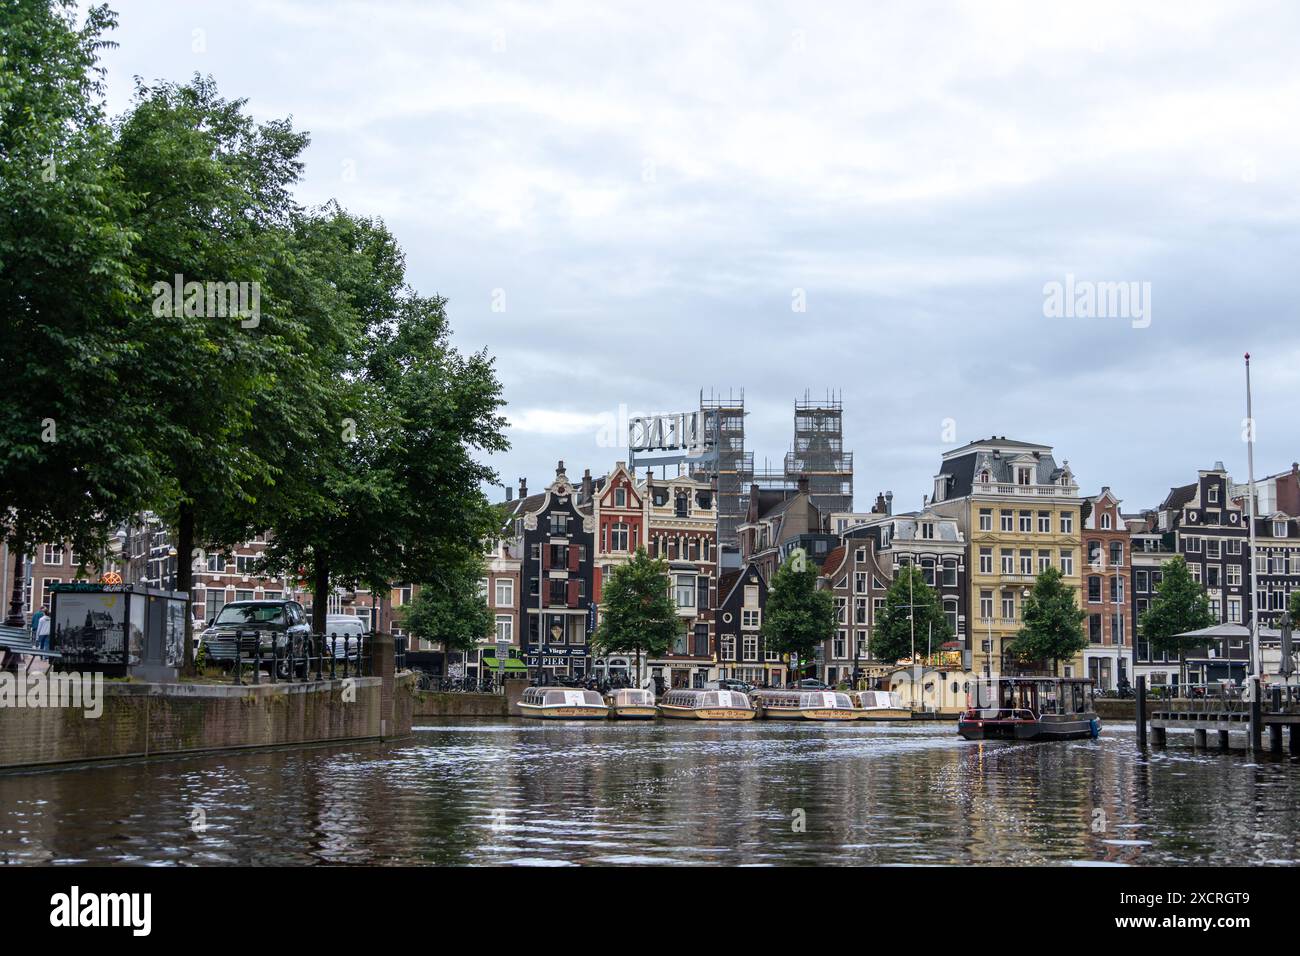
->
[920,522,935,539]
[1101,512,1111,530]
[615,487,626,507]
[979,469,991,484]
[1016,466,1032,486]
[1208,486,1219,503]
[1274,520,1288,538]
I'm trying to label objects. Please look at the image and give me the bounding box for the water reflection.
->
[0,721,1296,865]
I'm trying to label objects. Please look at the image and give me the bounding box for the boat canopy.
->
[968,678,1093,716]
[524,687,606,707]
[856,690,904,709]
[664,689,751,709]
[611,688,655,706]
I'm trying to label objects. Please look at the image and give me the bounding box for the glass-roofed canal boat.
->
[606,687,658,719]
[518,687,610,720]
[657,688,756,720]
[754,689,858,720]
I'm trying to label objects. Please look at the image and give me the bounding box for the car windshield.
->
[215,603,286,626]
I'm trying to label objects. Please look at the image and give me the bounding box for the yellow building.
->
[930,437,1084,679]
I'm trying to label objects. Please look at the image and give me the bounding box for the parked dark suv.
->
[200,600,312,679]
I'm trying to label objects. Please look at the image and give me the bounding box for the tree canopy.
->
[871,564,952,665]
[1138,555,1213,685]
[593,548,677,680]
[1006,566,1087,675]
[762,550,837,675]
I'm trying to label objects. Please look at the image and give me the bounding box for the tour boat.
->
[957,677,1101,741]
[754,689,858,720]
[658,688,756,720]
[518,686,610,720]
[607,687,658,719]
[850,689,912,720]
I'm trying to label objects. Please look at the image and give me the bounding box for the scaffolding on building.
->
[695,389,750,551]
[784,390,854,517]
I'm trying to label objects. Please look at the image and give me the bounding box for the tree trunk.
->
[635,646,642,690]
[4,520,27,627]
[177,502,195,674]
[311,558,330,634]
[1179,649,1186,696]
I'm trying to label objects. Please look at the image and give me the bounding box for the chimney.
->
[581,468,593,503]
[873,492,887,514]
[885,491,894,515]
[556,459,567,481]
[518,476,528,499]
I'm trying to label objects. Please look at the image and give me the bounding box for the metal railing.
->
[415,673,505,694]
[229,632,375,685]
[1145,682,1300,718]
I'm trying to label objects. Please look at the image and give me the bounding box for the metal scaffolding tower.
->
[695,389,750,551]
[784,390,854,517]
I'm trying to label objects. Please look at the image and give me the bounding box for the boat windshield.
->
[700,690,749,709]
[613,689,654,705]
[543,689,604,707]
[801,691,851,708]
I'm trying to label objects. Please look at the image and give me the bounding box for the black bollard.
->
[1249,677,1262,753]
[329,636,337,680]
[1136,676,1147,748]
[233,633,243,686]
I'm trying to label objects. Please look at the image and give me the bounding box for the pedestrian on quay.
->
[35,607,51,650]
[30,603,46,641]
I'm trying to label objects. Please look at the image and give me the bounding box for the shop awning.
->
[481,656,528,671]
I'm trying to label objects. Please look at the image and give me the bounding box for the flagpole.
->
[1245,353,1261,681]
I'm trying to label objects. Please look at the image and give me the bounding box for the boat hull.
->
[609,706,658,719]
[760,707,858,721]
[658,705,755,720]
[958,714,1100,741]
[854,708,912,721]
[518,704,609,720]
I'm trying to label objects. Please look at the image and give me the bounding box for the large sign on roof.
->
[628,409,718,469]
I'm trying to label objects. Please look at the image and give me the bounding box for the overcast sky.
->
[99,1,1300,512]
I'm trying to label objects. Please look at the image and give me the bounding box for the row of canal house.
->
[480,444,1300,693]
[492,461,717,688]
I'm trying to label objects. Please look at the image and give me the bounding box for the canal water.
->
[1,720,1296,865]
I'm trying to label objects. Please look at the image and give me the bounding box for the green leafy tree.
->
[260,274,508,632]
[397,553,493,665]
[872,564,953,666]
[113,76,341,669]
[593,548,677,687]
[1138,555,1213,688]
[1289,590,1300,621]
[762,551,836,680]
[0,1,162,619]
[1006,566,1087,675]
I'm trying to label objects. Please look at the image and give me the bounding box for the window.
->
[495,615,513,642]
[834,632,847,659]
[1135,569,1149,592]
[721,635,736,661]
[1206,539,1221,559]
[1227,565,1242,587]
[1275,520,1288,538]
[1189,562,1202,583]
[979,547,993,574]
[1228,598,1242,623]
[744,585,759,607]
[477,578,489,599]
[1018,511,1032,533]
[1206,566,1220,588]
[742,635,758,661]
[854,597,867,624]
[921,560,935,586]
[615,487,626,507]
[1109,542,1123,567]
[979,509,992,532]
[205,590,225,622]
[1038,511,1051,533]
[1001,549,1014,574]
[741,608,761,629]
[942,561,957,587]
[835,597,847,624]
[1060,550,1074,576]
[675,493,689,518]
[920,522,935,539]
[674,576,695,609]
[944,599,958,632]
[854,571,867,593]
[43,544,64,565]
[495,579,514,608]
[1000,510,1013,532]
[1100,512,1111,530]
[1059,512,1074,534]
[1088,576,1101,603]
[206,553,224,573]
[1186,536,1202,553]
[979,590,993,619]
[235,554,258,576]
[1001,593,1016,620]
[1038,550,1051,573]
[1089,614,1102,643]
[1019,550,1032,575]
[1088,540,1102,568]
[1110,576,1124,603]
[610,522,629,552]
[548,513,569,536]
